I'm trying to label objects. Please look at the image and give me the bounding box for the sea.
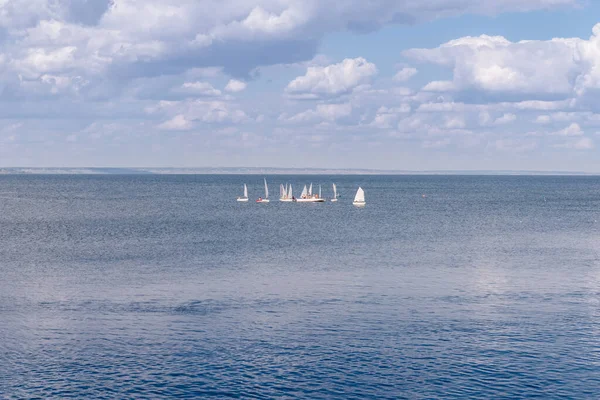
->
[1,174,599,399]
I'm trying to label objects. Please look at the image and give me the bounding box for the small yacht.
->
[353,187,365,206]
[280,183,294,202]
[256,178,270,203]
[296,183,325,202]
[237,184,249,202]
[331,183,338,202]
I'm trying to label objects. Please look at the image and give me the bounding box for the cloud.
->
[551,122,583,136]
[494,139,538,152]
[535,115,552,124]
[285,57,378,97]
[445,116,466,129]
[493,113,517,125]
[422,80,455,92]
[151,99,249,125]
[370,105,412,128]
[393,67,417,82]
[554,137,594,150]
[224,79,247,93]
[403,26,600,98]
[180,81,222,96]
[158,114,192,131]
[286,103,353,124]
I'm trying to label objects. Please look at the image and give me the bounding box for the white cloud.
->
[403,26,600,97]
[535,115,552,124]
[285,57,378,97]
[286,103,353,124]
[225,79,247,93]
[554,137,594,150]
[370,105,411,128]
[152,99,248,125]
[551,122,583,136]
[180,81,222,96]
[422,80,455,92]
[158,114,192,131]
[478,111,492,126]
[393,67,417,82]
[445,116,466,129]
[494,113,517,125]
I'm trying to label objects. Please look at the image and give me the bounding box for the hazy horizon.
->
[0,166,598,175]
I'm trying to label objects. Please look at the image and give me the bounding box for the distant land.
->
[0,167,597,175]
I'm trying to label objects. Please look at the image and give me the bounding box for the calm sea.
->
[1,175,599,399]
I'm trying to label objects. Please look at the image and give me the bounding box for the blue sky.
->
[2,0,600,171]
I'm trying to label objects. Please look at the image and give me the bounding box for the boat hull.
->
[237,198,249,202]
[256,199,270,203]
[353,201,366,206]
[296,198,325,203]
[279,198,294,202]
[330,199,338,202]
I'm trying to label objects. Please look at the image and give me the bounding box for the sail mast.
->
[244,184,248,198]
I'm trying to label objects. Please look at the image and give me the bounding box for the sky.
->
[3,0,600,171]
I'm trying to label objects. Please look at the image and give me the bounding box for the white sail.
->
[301,185,308,198]
[354,187,365,203]
[244,184,248,198]
[264,178,269,199]
[288,184,293,198]
[333,183,337,198]
[308,183,313,196]
[280,184,284,198]
[319,185,321,198]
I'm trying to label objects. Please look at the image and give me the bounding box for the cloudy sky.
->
[2,0,600,171]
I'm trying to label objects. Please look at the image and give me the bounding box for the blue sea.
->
[1,175,599,399]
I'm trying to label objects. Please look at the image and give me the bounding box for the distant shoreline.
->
[0,168,597,176]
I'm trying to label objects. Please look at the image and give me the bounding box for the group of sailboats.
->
[238,180,364,205]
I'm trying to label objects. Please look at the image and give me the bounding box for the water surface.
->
[1,175,599,398]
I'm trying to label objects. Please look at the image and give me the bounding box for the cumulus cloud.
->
[493,113,517,125]
[370,105,412,128]
[393,67,417,82]
[158,114,192,131]
[180,81,222,96]
[286,103,353,124]
[224,79,247,93]
[285,58,377,97]
[403,25,600,99]
[151,99,248,125]
[422,80,455,92]
[551,122,583,136]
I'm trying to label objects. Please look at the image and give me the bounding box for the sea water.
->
[1,175,599,399]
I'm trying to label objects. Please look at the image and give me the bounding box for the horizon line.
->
[0,167,599,176]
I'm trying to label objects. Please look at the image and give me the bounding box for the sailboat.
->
[331,183,338,202]
[353,187,365,206]
[256,178,270,203]
[237,184,249,202]
[296,182,325,202]
[280,183,294,202]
